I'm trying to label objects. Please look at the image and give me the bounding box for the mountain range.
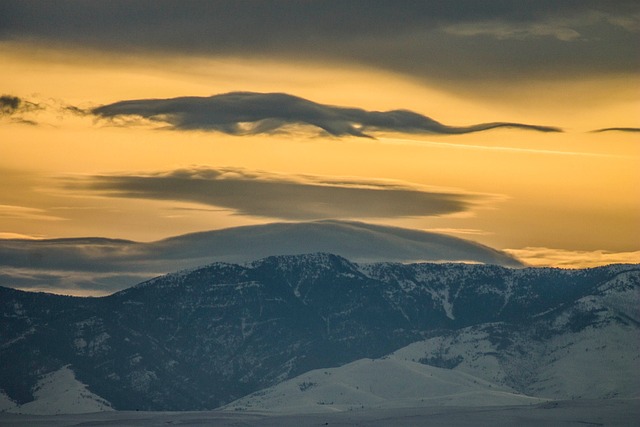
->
[1,253,637,413]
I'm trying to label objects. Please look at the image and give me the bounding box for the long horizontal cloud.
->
[0,220,523,294]
[66,166,489,220]
[0,204,64,221]
[504,247,640,268]
[1,1,638,83]
[92,92,561,137]
[591,127,640,133]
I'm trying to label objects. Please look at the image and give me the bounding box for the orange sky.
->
[1,9,639,270]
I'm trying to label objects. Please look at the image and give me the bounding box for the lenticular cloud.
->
[92,91,562,138]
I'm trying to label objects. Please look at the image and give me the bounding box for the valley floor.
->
[0,399,638,427]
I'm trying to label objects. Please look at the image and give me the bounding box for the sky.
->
[0,1,639,294]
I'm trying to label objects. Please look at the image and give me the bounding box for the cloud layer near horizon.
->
[92,92,562,137]
[505,247,640,268]
[0,220,523,294]
[66,166,486,220]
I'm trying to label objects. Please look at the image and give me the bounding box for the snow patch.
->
[223,357,545,413]
[0,390,17,412]
[6,366,113,415]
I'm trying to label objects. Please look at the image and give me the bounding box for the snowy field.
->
[0,399,637,426]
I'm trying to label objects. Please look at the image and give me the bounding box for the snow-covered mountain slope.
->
[223,357,546,413]
[0,391,16,412]
[5,366,112,415]
[223,267,640,413]
[1,254,637,411]
[0,220,522,294]
[392,269,640,400]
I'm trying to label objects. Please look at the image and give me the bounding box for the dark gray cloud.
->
[66,166,486,220]
[0,94,39,115]
[0,95,21,115]
[1,1,637,84]
[0,94,41,125]
[592,127,640,133]
[92,92,561,137]
[0,220,523,293]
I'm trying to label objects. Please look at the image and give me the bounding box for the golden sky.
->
[0,2,639,294]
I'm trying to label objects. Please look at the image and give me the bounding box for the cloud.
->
[504,247,640,268]
[0,267,153,296]
[591,127,640,133]
[425,228,492,236]
[0,220,523,294]
[1,1,637,83]
[0,94,40,124]
[0,94,71,126]
[0,232,43,240]
[92,92,561,137]
[443,21,582,41]
[65,166,490,221]
[0,95,21,115]
[0,204,64,221]
[441,8,640,42]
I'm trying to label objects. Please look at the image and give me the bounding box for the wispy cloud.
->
[0,232,44,240]
[0,205,64,221]
[441,9,640,42]
[425,228,492,236]
[443,21,582,41]
[0,267,152,296]
[92,92,561,138]
[0,93,90,126]
[0,94,41,125]
[65,166,492,221]
[504,247,640,268]
[591,127,640,133]
[378,137,630,159]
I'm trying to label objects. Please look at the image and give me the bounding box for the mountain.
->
[391,267,640,400]
[227,262,640,414]
[0,220,522,294]
[0,254,637,413]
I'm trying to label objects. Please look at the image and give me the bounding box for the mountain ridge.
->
[1,253,637,412]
